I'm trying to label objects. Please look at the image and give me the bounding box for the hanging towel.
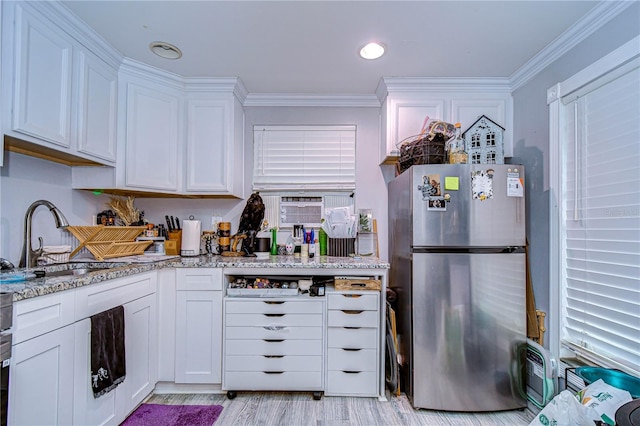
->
[91,305,126,398]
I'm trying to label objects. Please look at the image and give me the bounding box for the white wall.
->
[511,2,640,336]
[0,151,108,264]
[244,106,391,261]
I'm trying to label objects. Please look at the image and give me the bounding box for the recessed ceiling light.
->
[359,42,386,60]
[149,41,182,60]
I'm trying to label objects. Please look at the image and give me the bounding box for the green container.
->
[319,229,328,255]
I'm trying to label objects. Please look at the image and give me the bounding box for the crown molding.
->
[119,58,185,91]
[35,1,123,69]
[243,94,380,108]
[182,77,248,103]
[509,1,636,91]
[376,77,512,103]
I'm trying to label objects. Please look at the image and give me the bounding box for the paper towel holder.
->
[181,218,201,257]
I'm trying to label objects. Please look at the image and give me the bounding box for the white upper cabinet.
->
[2,2,119,166]
[377,78,513,164]
[12,3,73,148]
[73,71,246,198]
[123,75,181,192]
[75,49,117,163]
[184,89,244,196]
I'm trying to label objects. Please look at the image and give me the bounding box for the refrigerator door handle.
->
[412,246,525,254]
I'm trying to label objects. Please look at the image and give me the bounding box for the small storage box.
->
[334,277,381,291]
[328,238,355,257]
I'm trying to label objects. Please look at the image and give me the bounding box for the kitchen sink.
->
[39,267,112,278]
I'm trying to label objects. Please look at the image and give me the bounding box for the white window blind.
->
[253,125,356,191]
[560,64,640,374]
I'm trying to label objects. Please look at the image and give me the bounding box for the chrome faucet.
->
[19,200,69,269]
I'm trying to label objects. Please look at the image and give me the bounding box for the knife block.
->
[166,230,182,255]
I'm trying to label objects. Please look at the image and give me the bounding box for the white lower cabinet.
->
[73,318,125,426]
[73,293,157,426]
[8,271,157,426]
[8,324,75,426]
[223,298,324,394]
[175,268,223,384]
[325,291,380,397]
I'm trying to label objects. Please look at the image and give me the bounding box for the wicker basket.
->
[396,133,448,175]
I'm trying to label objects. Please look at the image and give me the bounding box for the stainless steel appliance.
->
[388,164,527,411]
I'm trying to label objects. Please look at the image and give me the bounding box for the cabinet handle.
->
[343,294,362,298]
[264,355,284,358]
[264,301,285,305]
[263,326,287,331]
[342,371,362,374]
[263,339,284,343]
[344,326,361,330]
[342,348,362,352]
[264,313,285,317]
[342,310,363,315]
[263,371,284,374]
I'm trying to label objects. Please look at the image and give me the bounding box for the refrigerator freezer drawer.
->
[410,251,527,411]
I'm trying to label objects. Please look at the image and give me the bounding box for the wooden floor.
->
[145,392,535,426]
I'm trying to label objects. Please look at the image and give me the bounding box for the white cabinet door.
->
[72,294,157,425]
[184,94,244,196]
[122,293,157,414]
[75,48,117,163]
[12,4,73,147]
[8,324,75,426]
[450,97,512,157]
[185,98,232,192]
[73,318,125,426]
[381,97,445,162]
[124,81,180,191]
[175,290,223,383]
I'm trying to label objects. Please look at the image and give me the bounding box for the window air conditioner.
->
[280,196,324,228]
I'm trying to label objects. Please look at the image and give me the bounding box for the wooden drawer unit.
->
[223,297,325,396]
[325,290,380,397]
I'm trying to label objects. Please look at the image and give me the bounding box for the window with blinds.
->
[253,125,356,191]
[559,61,640,374]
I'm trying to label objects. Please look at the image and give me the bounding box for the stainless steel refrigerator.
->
[388,164,527,411]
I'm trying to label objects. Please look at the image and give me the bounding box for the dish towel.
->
[91,305,126,398]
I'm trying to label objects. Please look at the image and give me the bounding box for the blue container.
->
[575,366,640,399]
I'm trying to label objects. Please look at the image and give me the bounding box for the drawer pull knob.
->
[263,339,284,343]
[263,326,287,331]
[343,371,361,374]
[342,310,363,315]
[263,371,284,374]
[264,355,284,358]
[264,301,285,305]
[264,313,285,317]
[343,348,362,352]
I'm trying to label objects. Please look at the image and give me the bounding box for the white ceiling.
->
[61,1,600,95]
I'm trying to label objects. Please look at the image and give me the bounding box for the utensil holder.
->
[166,230,182,255]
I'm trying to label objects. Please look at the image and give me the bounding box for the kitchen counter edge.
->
[2,255,390,302]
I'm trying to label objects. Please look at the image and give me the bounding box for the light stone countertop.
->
[1,255,389,301]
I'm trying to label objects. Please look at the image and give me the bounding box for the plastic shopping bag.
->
[577,378,633,425]
[528,390,594,426]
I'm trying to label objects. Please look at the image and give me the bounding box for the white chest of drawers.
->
[325,290,380,397]
[223,297,325,398]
